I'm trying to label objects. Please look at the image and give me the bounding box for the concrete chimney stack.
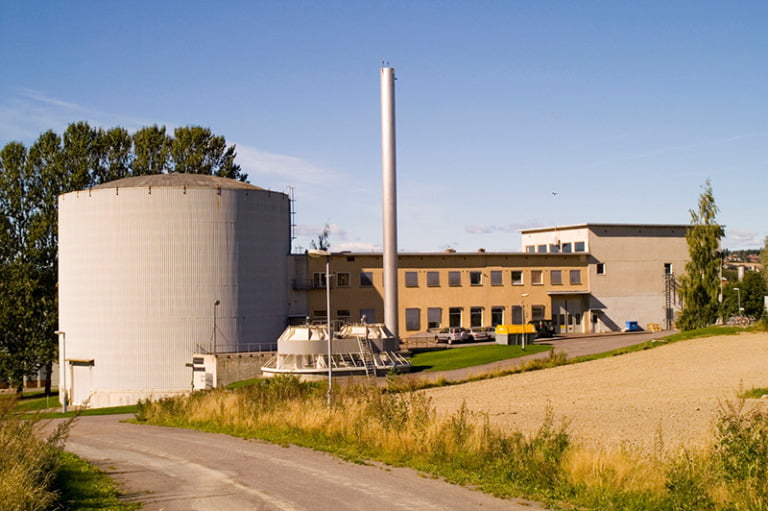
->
[380,66,399,338]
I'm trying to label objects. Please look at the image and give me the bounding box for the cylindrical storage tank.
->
[58,174,291,407]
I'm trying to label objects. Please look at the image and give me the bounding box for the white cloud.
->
[334,241,381,252]
[724,229,765,249]
[19,89,80,109]
[234,143,339,185]
[465,222,541,235]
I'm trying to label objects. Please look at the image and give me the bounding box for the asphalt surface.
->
[63,331,669,510]
[65,415,543,510]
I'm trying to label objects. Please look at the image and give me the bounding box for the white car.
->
[434,327,471,344]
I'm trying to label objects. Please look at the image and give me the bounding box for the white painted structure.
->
[58,174,291,407]
[261,323,411,378]
[381,66,399,339]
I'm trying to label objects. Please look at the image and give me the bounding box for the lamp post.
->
[308,249,333,407]
[54,330,66,413]
[521,293,529,351]
[734,288,742,315]
[213,299,220,354]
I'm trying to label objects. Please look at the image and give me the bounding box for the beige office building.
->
[294,224,689,336]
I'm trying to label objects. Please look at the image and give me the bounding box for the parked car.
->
[434,327,471,344]
[528,319,556,339]
[468,326,495,342]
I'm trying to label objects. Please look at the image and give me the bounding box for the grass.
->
[408,343,552,372]
[135,374,768,510]
[12,390,60,412]
[55,451,140,510]
[1,393,140,510]
[741,388,768,399]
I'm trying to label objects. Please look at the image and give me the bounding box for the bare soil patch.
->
[424,332,768,453]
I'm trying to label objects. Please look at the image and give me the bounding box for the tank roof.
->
[91,173,264,191]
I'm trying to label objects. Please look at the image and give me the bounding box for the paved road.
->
[65,415,545,510]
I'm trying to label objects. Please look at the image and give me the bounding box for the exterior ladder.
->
[357,336,376,377]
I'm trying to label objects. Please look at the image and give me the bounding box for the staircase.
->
[357,336,376,377]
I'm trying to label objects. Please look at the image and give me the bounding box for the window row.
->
[405,269,582,287]
[313,268,585,289]
[524,241,586,254]
[405,305,547,331]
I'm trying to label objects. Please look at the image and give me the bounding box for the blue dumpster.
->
[624,321,640,332]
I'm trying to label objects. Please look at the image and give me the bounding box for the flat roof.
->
[520,223,690,234]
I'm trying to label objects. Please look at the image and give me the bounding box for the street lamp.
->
[521,294,529,351]
[54,330,67,413]
[308,249,333,407]
[734,288,742,315]
[213,299,220,354]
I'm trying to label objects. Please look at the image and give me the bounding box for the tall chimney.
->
[381,66,399,338]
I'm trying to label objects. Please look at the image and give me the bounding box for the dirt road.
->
[424,332,768,453]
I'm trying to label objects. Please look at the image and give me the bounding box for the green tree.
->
[170,126,245,181]
[740,271,767,319]
[761,237,768,290]
[133,125,171,176]
[0,142,47,391]
[93,126,133,184]
[677,180,725,330]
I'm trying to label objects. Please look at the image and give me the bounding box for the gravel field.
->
[424,332,768,453]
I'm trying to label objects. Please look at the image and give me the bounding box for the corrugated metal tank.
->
[58,174,290,407]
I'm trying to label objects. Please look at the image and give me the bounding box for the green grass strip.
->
[54,451,140,510]
[408,343,552,372]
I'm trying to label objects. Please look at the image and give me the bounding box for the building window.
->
[550,244,560,253]
[664,263,673,275]
[313,272,327,289]
[531,270,543,285]
[511,270,523,285]
[511,305,523,324]
[525,245,535,253]
[561,242,572,253]
[360,272,373,287]
[570,270,582,285]
[449,307,462,327]
[490,270,503,286]
[337,309,350,322]
[531,305,546,321]
[449,271,461,287]
[470,307,483,327]
[337,272,350,287]
[405,308,420,331]
[575,241,586,252]
[314,310,327,320]
[596,263,606,275]
[537,244,547,253]
[491,306,504,326]
[551,270,562,285]
[427,271,440,287]
[360,309,375,323]
[427,308,442,329]
[405,271,418,287]
[469,271,482,286]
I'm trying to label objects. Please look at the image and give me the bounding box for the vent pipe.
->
[380,66,399,338]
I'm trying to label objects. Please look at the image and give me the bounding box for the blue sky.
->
[1,1,766,252]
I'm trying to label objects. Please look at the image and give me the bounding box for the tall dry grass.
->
[0,396,72,511]
[136,376,768,510]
